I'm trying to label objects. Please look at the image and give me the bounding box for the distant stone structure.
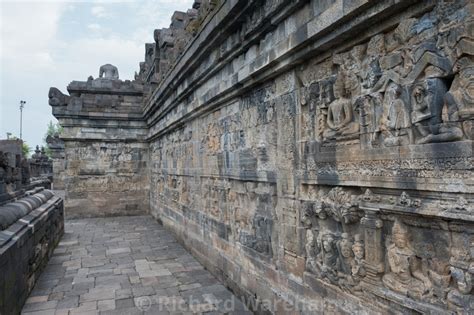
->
[28,145,52,178]
[49,1,474,313]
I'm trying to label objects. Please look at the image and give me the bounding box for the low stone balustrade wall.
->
[0,188,64,315]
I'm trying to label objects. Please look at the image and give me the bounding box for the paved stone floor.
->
[22,216,251,315]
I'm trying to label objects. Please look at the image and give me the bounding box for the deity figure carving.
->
[338,233,354,271]
[355,93,383,146]
[99,64,119,80]
[351,234,366,292]
[382,220,432,300]
[417,78,463,144]
[337,233,356,291]
[410,82,432,139]
[322,75,359,140]
[302,202,322,275]
[320,234,340,284]
[448,266,474,312]
[445,57,474,139]
[381,82,412,146]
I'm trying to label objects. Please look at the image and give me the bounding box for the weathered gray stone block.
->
[0,188,64,315]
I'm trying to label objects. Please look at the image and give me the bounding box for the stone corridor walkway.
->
[21,216,251,315]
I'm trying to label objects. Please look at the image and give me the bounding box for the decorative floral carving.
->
[321,187,360,224]
[397,191,421,208]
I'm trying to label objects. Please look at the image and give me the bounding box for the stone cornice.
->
[143,0,435,141]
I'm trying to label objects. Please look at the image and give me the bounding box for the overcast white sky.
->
[0,0,193,152]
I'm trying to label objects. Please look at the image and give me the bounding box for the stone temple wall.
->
[51,0,474,313]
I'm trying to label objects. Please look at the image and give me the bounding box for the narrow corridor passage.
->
[21,216,251,315]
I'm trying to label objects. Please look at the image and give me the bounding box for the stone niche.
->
[51,0,474,313]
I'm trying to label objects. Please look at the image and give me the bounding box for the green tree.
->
[22,142,31,158]
[43,121,63,157]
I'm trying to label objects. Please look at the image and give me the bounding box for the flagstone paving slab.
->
[22,216,251,315]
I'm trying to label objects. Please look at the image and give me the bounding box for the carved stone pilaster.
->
[360,207,384,287]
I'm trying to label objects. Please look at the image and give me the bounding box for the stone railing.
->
[0,187,64,314]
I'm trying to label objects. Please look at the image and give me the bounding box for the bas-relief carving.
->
[301,186,473,312]
[446,57,474,139]
[322,74,359,141]
[382,220,431,300]
[301,187,366,291]
[449,264,474,313]
[298,4,474,151]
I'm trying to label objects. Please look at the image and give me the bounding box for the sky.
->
[0,0,193,153]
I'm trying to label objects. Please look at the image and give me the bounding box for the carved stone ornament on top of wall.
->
[48,87,70,107]
[99,64,119,80]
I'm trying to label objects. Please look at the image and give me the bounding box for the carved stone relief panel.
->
[296,3,473,154]
[300,185,473,313]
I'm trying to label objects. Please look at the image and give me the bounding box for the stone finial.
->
[99,64,119,80]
